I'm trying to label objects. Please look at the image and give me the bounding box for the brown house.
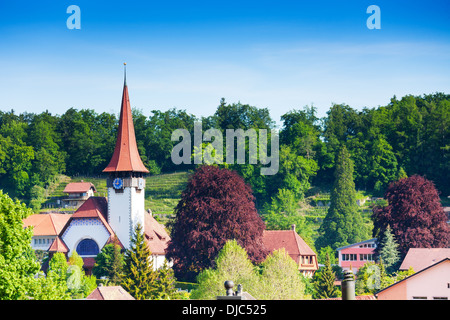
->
[262,224,318,277]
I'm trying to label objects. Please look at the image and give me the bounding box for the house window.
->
[359,254,374,261]
[342,254,357,261]
[76,239,99,256]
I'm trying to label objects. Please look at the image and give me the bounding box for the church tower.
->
[103,64,149,249]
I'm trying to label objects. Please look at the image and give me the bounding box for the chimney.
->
[342,269,356,300]
[291,224,296,232]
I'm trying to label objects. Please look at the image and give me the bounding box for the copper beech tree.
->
[166,165,268,282]
[373,175,449,258]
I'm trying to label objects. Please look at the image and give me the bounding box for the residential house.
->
[336,238,377,273]
[86,284,135,300]
[376,258,450,300]
[262,224,318,277]
[23,213,71,252]
[399,248,450,272]
[62,181,96,208]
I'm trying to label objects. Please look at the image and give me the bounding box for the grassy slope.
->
[41,171,192,221]
[42,171,376,237]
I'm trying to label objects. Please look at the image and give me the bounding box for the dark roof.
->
[336,238,377,251]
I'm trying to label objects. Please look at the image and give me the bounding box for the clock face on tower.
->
[138,178,144,190]
[113,177,123,189]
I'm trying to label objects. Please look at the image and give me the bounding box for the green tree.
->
[315,146,368,250]
[280,106,322,160]
[26,114,66,185]
[320,103,362,185]
[369,137,398,193]
[0,135,34,198]
[190,239,260,300]
[46,251,96,300]
[93,238,124,285]
[264,188,298,216]
[312,253,339,299]
[47,252,69,285]
[356,262,381,294]
[258,248,306,300]
[317,246,343,280]
[266,145,318,201]
[153,260,178,300]
[317,246,337,265]
[66,251,97,299]
[121,223,157,300]
[0,191,41,299]
[146,108,197,172]
[376,225,400,274]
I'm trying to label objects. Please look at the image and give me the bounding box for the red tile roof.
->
[72,196,108,220]
[86,285,135,300]
[144,212,171,255]
[63,182,96,193]
[263,229,316,265]
[399,248,450,272]
[61,197,124,249]
[102,81,149,173]
[23,213,71,236]
[48,236,69,253]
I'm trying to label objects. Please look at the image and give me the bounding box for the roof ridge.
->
[377,258,450,296]
[48,214,58,235]
[291,230,302,255]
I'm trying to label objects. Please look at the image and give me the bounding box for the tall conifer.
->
[121,223,157,300]
[376,225,400,273]
[313,252,339,299]
[316,146,368,250]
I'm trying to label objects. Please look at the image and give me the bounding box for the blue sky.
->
[0,1,449,126]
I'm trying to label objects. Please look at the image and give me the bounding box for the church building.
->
[23,67,171,273]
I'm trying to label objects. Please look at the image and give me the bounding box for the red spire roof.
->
[103,70,149,173]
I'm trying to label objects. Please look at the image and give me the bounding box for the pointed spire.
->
[123,62,127,86]
[103,65,149,173]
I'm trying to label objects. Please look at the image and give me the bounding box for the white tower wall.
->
[107,177,145,249]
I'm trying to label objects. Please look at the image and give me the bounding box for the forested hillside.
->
[0,93,448,210]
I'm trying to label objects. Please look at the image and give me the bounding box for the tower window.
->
[76,239,99,256]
